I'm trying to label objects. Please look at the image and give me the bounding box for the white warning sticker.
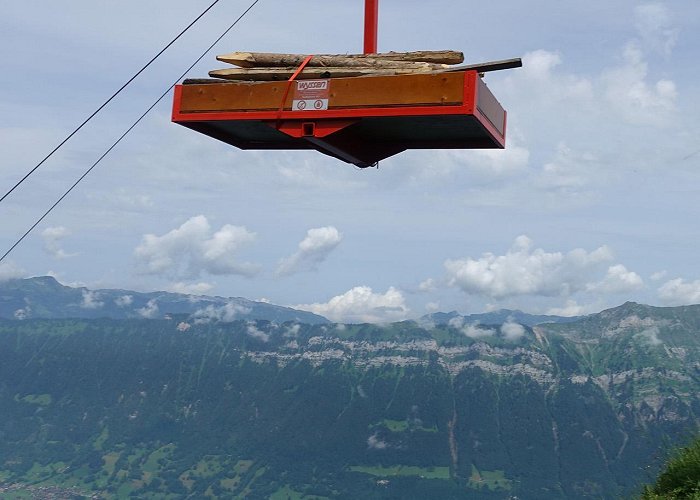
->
[292,79,330,111]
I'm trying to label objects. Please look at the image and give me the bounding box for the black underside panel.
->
[178,114,502,167]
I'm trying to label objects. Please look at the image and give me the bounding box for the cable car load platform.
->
[172,54,521,168]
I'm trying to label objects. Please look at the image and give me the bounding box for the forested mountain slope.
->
[1,302,699,498]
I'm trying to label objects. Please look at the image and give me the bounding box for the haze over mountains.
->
[1,276,700,498]
[0,276,329,325]
[1,276,584,327]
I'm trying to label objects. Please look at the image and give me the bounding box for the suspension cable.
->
[0,0,223,205]
[0,0,263,264]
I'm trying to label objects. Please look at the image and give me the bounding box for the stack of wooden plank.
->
[207,50,520,82]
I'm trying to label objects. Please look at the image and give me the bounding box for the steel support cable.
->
[0,0,263,264]
[0,0,223,205]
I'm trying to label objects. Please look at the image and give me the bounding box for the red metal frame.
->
[364,0,379,54]
[171,71,506,149]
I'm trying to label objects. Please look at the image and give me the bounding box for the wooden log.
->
[217,52,444,70]
[216,50,464,67]
[207,57,522,81]
[208,66,437,81]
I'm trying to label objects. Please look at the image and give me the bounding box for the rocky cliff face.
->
[0,302,698,498]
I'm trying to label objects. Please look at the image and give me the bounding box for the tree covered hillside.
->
[0,303,699,498]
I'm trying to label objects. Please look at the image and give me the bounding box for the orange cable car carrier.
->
[171,0,521,168]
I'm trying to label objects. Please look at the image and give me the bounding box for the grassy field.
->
[469,464,512,491]
[349,465,450,479]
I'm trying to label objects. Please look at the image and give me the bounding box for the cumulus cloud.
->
[169,282,215,295]
[276,226,342,277]
[80,290,103,309]
[246,322,270,342]
[115,295,133,307]
[14,307,30,320]
[450,316,491,334]
[463,324,495,339]
[602,42,677,125]
[588,265,644,294]
[444,236,612,299]
[441,141,530,177]
[418,278,437,293]
[284,323,301,337]
[90,188,153,210]
[134,215,259,280]
[0,261,24,282]
[636,326,663,346]
[650,271,667,282]
[192,302,251,323]
[537,143,597,193]
[501,321,526,341]
[634,3,678,55]
[137,299,159,318]
[295,286,410,323]
[425,301,440,312]
[41,226,76,259]
[658,278,700,305]
[448,316,465,329]
[367,433,388,450]
[515,49,593,101]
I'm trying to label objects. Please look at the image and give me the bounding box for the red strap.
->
[276,55,314,128]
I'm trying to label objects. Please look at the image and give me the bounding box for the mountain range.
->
[1,276,584,327]
[1,278,699,498]
[0,276,328,325]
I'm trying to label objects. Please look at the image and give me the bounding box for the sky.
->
[2,0,700,323]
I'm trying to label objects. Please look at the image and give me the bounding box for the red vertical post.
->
[364,0,378,54]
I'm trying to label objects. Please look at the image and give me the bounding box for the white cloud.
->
[80,290,103,309]
[658,278,700,305]
[295,286,410,323]
[547,300,585,317]
[284,323,301,337]
[418,278,437,292]
[463,324,494,339]
[425,301,440,312]
[276,226,342,277]
[134,215,259,279]
[588,264,644,294]
[246,322,270,342]
[448,316,465,329]
[636,326,663,346]
[137,299,159,318]
[537,143,597,193]
[41,226,76,259]
[445,236,612,299]
[602,42,677,125]
[0,261,24,282]
[650,271,667,282]
[516,50,593,101]
[192,302,251,323]
[169,282,215,295]
[634,3,678,56]
[88,188,153,210]
[500,321,526,341]
[115,295,133,307]
[441,141,530,177]
[14,307,30,320]
[367,433,388,450]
